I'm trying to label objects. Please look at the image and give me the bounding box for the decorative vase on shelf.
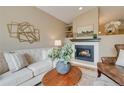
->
[56,61,71,74]
[93,34,97,39]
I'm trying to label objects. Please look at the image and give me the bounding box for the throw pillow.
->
[116,49,124,67]
[0,52,9,75]
[42,49,49,60]
[4,52,29,72]
[24,53,34,64]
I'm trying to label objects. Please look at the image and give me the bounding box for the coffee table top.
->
[42,66,82,86]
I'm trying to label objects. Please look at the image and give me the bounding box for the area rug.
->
[77,67,118,86]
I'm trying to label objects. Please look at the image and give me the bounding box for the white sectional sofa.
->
[0,48,52,86]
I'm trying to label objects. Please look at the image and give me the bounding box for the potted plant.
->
[48,42,73,74]
[93,34,97,39]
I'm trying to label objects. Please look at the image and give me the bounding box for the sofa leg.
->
[97,69,101,77]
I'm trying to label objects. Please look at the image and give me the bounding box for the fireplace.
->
[75,45,94,62]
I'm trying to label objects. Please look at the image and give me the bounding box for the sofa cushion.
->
[16,48,50,64]
[116,49,124,67]
[4,52,29,72]
[27,60,52,76]
[0,68,33,86]
[0,52,9,75]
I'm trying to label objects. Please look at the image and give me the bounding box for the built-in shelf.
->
[70,38,101,42]
[65,24,73,38]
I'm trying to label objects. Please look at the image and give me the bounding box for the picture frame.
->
[76,24,94,38]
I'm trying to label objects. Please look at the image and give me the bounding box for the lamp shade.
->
[54,40,62,46]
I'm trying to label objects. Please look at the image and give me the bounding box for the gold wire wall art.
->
[7,22,40,44]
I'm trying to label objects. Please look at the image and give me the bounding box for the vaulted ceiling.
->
[37,6,96,24]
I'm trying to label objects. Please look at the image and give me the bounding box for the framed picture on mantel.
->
[76,24,94,39]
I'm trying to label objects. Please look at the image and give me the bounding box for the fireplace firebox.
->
[75,45,94,62]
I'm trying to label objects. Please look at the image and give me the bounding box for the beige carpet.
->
[77,67,118,86]
[39,66,118,86]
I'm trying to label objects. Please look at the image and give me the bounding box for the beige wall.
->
[73,6,124,58]
[99,6,124,34]
[0,7,65,51]
[99,35,124,57]
[73,7,99,37]
[99,6,124,57]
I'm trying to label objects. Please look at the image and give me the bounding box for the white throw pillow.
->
[42,49,49,60]
[116,49,124,67]
[4,52,29,72]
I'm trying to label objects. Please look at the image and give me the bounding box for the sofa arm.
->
[101,57,117,65]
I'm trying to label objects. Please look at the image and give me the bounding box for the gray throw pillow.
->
[0,52,9,75]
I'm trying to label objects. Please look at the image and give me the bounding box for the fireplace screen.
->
[75,45,94,62]
[79,50,90,57]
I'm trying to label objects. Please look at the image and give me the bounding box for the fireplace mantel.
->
[70,38,101,42]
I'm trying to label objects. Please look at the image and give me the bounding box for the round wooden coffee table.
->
[42,66,82,86]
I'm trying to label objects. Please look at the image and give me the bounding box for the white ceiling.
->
[37,6,96,24]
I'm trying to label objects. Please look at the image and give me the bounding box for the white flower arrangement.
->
[105,21,121,34]
[48,42,73,64]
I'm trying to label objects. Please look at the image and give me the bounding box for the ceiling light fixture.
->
[78,7,83,10]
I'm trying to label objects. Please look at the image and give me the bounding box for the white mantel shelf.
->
[70,38,101,42]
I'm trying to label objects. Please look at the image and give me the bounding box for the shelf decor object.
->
[76,24,94,38]
[105,21,121,35]
[65,24,73,38]
[100,20,124,35]
[7,22,40,44]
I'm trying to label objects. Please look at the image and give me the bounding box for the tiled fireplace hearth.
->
[71,39,100,66]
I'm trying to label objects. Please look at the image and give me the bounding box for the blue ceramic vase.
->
[56,61,71,74]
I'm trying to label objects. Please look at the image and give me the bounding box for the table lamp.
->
[54,40,62,47]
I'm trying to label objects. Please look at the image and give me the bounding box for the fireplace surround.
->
[71,39,100,65]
